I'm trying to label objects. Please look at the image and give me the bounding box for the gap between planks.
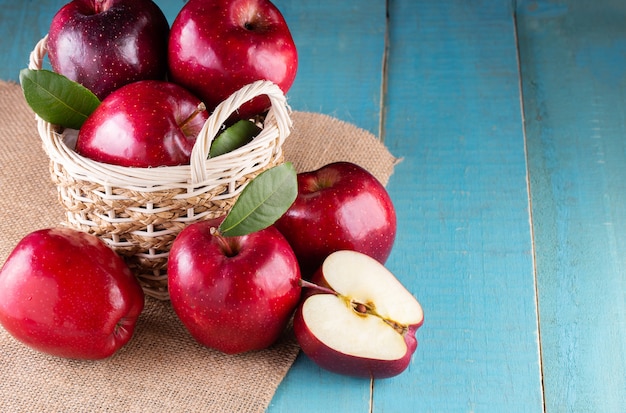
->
[369,377,375,413]
[369,0,389,409]
[378,0,391,143]
[511,3,547,413]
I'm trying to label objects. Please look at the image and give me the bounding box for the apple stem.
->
[298,279,337,296]
[179,102,207,130]
[210,227,236,257]
[93,0,109,14]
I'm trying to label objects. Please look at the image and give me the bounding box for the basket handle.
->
[28,35,48,71]
[189,80,292,184]
[27,36,292,186]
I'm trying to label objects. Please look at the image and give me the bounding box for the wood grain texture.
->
[377,0,543,411]
[0,2,57,77]
[517,0,626,411]
[268,1,385,412]
[273,0,387,136]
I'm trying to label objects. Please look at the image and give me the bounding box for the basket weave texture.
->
[28,36,293,300]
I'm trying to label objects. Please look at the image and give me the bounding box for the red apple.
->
[168,0,298,120]
[167,217,301,354]
[0,228,145,360]
[274,162,397,278]
[294,250,424,378]
[47,0,170,99]
[75,80,209,167]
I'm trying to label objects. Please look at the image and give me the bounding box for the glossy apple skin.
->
[47,0,170,100]
[274,162,397,278]
[0,228,145,360]
[76,80,209,167]
[167,218,301,354]
[293,306,419,379]
[168,0,298,120]
[293,265,421,379]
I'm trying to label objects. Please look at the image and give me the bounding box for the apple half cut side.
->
[293,250,424,379]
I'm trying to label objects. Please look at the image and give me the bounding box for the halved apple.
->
[293,250,424,378]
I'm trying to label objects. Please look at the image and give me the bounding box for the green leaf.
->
[209,119,262,158]
[19,68,100,129]
[219,162,298,237]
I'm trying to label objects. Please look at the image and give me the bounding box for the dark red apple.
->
[0,228,145,360]
[167,217,301,354]
[293,250,424,379]
[75,80,209,167]
[168,0,298,120]
[47,0,170,99]
[274,162,397,278]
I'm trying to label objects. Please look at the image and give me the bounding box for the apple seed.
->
[350,299,408,335]
[299,278,410,336]
[353,302,368,315]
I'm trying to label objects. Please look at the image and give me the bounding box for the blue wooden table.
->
[2,0,626,411]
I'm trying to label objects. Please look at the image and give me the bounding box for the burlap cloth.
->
[0,80,398,413]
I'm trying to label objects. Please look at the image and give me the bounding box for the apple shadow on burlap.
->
[0,79,399,413]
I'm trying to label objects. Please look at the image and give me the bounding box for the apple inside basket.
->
[27,36,293,300]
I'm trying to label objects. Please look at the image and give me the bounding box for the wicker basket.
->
[28,36,293,300]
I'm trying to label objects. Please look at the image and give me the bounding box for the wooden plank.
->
[374,0,544,411]
[0,1,58,78]
[268,1,386,412]
[272,0,387,136]
[516,0,626,411]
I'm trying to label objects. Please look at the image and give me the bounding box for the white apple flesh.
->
[293,250,424,379]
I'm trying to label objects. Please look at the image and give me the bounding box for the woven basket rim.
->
[29,35,293,190]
